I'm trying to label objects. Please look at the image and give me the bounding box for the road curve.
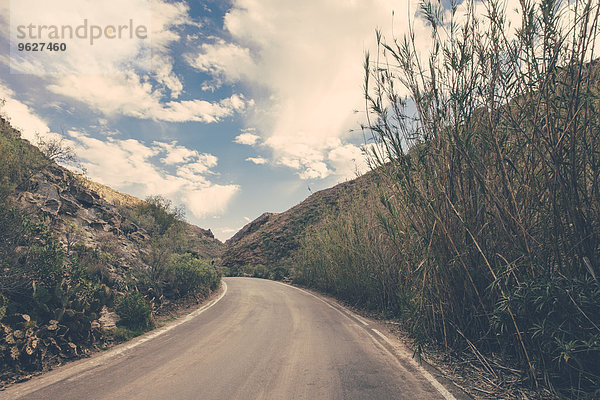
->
[2,278,465,400]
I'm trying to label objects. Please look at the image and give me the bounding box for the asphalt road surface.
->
[2,278,466,400]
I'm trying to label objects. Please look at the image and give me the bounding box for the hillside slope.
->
[0,116,222,381]
[76,176,223,260]
[221,171,378,274]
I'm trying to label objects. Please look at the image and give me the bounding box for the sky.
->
[0,0,519,240]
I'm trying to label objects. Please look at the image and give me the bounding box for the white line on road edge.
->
[371,329,457,400]
[273,281,369,326]
[273,281,457,400]
[2,281,228,399]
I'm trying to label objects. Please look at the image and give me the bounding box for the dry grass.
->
[76,175,143,207]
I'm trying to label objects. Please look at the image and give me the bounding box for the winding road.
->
[2,278,467,400]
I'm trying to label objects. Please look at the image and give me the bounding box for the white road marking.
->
[274,280,457,400]
[274,281,369,326]
[371,328,457,400]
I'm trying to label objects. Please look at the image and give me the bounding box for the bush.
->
[252,264,268,279]
[162,254,219,298]
[269,266,289,281]
[116,291,152,330]
[219,266,231,277]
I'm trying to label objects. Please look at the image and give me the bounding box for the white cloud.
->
[150,0,197,98]
[183,185,240,219]
[186,0,408,179]
[185,40,255,88]
[154,141,198,165]
[153,141,218,175]
[185,0,530,180]
[7,0,252,124]
[47,74,252,123]
[0,82,50,142]
[9,0,153,75]
[328,143,366,179]
[234,132,261,145]
[246,157,267,165]
[62,131,238,218]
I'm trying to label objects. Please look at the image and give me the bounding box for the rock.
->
[109,226,122,236]
[66,342,78,356]
[41,198,60,215]
[19,192,36,204]
[121,222,139,234]
[36,181,61,201]
[90,220,108,230]
[98,306,119,331]
[129,231,149,242]
[59,195,81,215]
[10,346,20,360]
[45,166,68,183]
[73,190,96,207]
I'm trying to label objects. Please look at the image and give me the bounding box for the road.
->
[2,278,466,400]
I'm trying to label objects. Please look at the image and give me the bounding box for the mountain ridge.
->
[222,170,378,273]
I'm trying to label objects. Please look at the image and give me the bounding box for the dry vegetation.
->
[0,118,221,383]
[294,0,600,397]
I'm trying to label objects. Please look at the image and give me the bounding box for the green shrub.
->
[111,327,145,343]
[116,291,152,330]
[162,254,219,298]
[269,266,289,281]
[219,266,231,277]
[252,264,268,279]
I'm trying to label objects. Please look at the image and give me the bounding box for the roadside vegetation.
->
[295,0,600,397]
[121,196,220,307]
[0,117,220,380]
[227,263,291,281]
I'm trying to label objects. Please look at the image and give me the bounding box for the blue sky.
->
[0,0,433,240]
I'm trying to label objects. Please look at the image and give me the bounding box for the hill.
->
[76,175,223,260]
[0,116,222,382]
[221,170,378,275]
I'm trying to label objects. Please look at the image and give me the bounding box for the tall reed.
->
[297,0,600,396]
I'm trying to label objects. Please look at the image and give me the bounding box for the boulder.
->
[73,190,96,207]
[41,198,61,215]
[59,195,81,215]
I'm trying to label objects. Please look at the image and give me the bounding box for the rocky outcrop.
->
[12,157,223,283]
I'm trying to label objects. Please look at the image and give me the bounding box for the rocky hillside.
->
[77,176,143,208]
[0,116,222,381]
[221,171,378,274]
[76,175,223,260]
[13,148,223,280]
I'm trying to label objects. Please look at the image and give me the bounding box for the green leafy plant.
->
[115,291,152,331]
[162,254,219,298]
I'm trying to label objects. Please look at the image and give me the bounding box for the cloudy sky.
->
[0,0,428,240]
